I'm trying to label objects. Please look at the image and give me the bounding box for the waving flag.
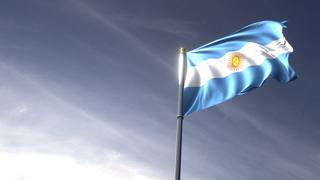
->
[183,21,297,116]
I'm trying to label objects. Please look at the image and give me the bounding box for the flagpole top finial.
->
[179,47,186,54]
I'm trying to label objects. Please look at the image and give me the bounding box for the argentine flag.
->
[183,20,296,116]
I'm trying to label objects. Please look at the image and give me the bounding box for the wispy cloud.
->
[0,149,158,180]
[108,14,199,39]
[0,60,170,179]
[69,0,174,72]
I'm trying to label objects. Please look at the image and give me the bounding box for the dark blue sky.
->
[0,0,319,179]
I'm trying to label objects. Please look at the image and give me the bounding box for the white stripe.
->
[184,38,293,88]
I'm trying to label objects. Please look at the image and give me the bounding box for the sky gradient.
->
[0,0,319,179]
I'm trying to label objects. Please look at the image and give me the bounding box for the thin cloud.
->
[70,0,174,72]
[0,60,170,179]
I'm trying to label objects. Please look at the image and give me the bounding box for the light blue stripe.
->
[183,53,296,116]
[187,21,286,67]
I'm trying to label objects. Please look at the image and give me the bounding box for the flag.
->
[183,20,297,116]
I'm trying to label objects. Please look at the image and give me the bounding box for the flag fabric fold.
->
[183,20,297,116]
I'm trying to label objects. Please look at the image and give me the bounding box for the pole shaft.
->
[175,47,186,180]
[175,116,184,180]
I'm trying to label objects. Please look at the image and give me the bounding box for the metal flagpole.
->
[175,47,187,180]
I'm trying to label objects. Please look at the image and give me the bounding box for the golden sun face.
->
[229,54,241,70]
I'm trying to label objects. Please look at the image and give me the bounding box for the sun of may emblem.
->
[229,54,242,70]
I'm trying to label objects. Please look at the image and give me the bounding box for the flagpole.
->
[175,47,186,180]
